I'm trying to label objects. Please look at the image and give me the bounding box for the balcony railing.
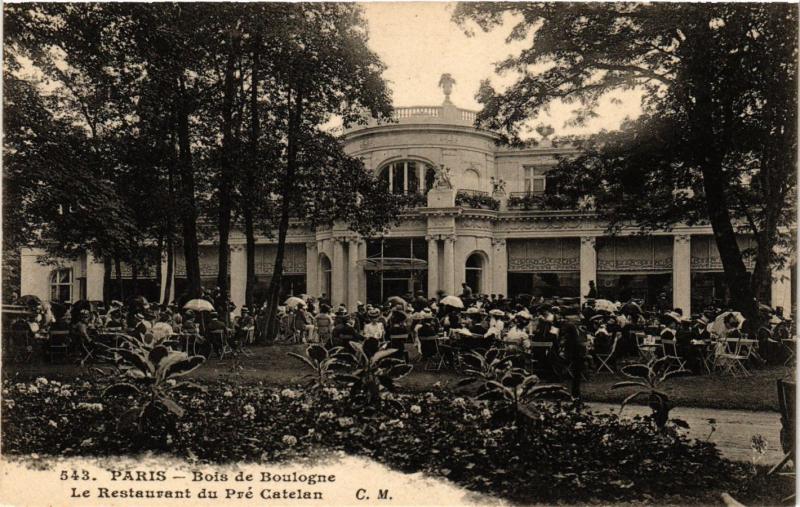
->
[456,189,499,210]
[507,191,578,211]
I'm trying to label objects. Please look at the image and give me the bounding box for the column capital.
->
[305,241,318,250]
[674,234,691,244]
[580,236,596,247]
[425,235,438,242]
[444,234,457,243]
[230,244,245,253]
[491,238,506,247]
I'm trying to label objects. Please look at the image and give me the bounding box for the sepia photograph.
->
[1,2,797,505]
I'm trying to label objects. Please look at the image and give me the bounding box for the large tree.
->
[455,3,797,325]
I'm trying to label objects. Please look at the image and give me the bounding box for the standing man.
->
[561,319,586,398]
[585,280,598,299]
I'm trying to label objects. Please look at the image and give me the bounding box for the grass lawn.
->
[4,343,792,412]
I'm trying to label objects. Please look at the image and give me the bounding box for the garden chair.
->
[419,336,445,371]
[47,329,71,363]
[715,338,751,377]
[595,334,620,374]
[768,380,795,485]
[207,329,231,359]
[635,332,659,362]
[661,337,687,370]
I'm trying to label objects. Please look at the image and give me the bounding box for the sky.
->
[360,2,643,138]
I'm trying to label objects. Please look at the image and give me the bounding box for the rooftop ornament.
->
[438,73,456,103]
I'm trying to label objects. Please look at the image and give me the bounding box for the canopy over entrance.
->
[358,257,428,272]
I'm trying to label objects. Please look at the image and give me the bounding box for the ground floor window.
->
[507,272,579,299]
[465,253,484,294]
[108,279,160,304]
[690,271,768,310]
[364,237,427,304]
[50,268,72,303]
[597,273,672,306]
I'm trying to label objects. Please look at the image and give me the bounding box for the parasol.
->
[593,299,619,314]
[284,297,305,309]
[151,322,174,342]
[710,311,745,336]
[183,299,215,312]
[440,295,464,309]
[620,301,643,316]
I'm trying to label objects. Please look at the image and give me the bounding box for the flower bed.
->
[2,375,782,504]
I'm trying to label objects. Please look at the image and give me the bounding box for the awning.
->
[357,257,428,272]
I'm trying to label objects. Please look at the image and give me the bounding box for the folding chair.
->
[208,329,231,359]
[47,330,71,363]
[716,338,751,377]
[596,334,620,374]
[661,337,687,370]
[419,336,445,371]
[635,332,658,362]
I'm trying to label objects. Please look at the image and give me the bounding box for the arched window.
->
[379,160,435,194]
[50,268,73,302]
[465,253,484,295]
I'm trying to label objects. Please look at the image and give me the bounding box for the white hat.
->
[489,309,505,317]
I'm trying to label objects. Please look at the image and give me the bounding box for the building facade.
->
[20,95,795,318]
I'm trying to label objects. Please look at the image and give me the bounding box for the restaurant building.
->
[20,86,795,318]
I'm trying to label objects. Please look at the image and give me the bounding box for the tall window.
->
[50,268,72,302]
[380,160,435,194]
[522,165,547,194]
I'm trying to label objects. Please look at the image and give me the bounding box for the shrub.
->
[455,191,500,210]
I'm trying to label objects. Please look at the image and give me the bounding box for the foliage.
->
[101,335,206,444]
[287,344,349,389]
[455,191,500,210]
[506,192,575,211]
[4,377,771,504]
[394,192,428,209]
[611,356,691,430]
[453,3,798,326]
[333,337,413,410]
[456,347,570,426]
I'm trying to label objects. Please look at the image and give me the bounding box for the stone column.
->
[305,242,318,298]
[443,235,456,296]
[348,239,360,312]
[229,245,247,316]
[331,238,346,307]
[358,241,368,305]
[492,239,508,297]
[672,235,691,316]
[426,236,439,299]
[579,236,597,304]
[86,255,106,302]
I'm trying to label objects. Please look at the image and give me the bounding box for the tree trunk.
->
[176,77,202,298]
[114,257,123,301]
[689,43,760,330]
[245,34,261,309]
[217,31,240,327]
[264,86,304,342]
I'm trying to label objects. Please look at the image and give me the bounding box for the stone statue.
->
[490,177,506,196]
[434,164,453,189]
[438,73,456,103]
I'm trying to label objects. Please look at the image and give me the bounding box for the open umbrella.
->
[184,298,215,312]
[710,311,745,336]
[440,295,464,309]
[284,296,305,309]
[620,301,643,316]
[387,296,406,306]
[593,299,619,314]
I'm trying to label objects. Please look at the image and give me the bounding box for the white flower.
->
[452,397,466,409]
[410,405,422,414]
[48,419,58,428]
[282,435,298,446]
[28,386,39,394]
[166,379,177,387]
[481,408,492,420]
[243,404,256,420]
[379,423,387,431]
[301,403,312,412]
[280,388,301,399]
[337,417,354,428]
[166,434,174,445]
[317,411,335,421]
[5,400,15,409]
[80,438,94,448]
[35,377,49,387]
[574,422,585,430]
[223,390,233,398]
[77,402,104,412]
